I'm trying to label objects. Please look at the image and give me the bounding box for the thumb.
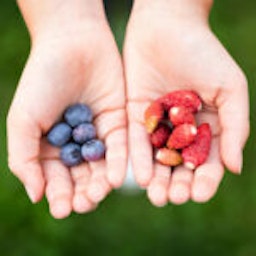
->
[217,77,250,174]
[7,107,45,203]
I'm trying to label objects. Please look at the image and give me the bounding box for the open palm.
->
[124,7,249,206]
[7,22,127,218]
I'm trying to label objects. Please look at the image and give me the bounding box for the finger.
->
[191,138,224,203]
[128,101,155,187]
[87,160,111,203]
[71,163,97,214]
[94,110,128,188]
[7,111,45,203]
[147,164,170,207]
[129,122,153,187]
[105,128,127,188]
[217,82,249,174]
[44,160,73,219]
[168,166,193,205]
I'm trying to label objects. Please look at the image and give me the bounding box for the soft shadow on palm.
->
[124,11,248,206]
[7,24,127,218]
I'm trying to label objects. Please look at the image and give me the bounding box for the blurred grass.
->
[1,0,256,255]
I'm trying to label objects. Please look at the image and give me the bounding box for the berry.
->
[155,148,182,166]
[64,103,93,127]
[159,90,202,113]
[47,122,72,147]
[144,101,164,133]
[169,106,196,126]
[60,143,83,167]
[81,139,105,161]
[72,123,96,144]
[182,123,212,169]
[150,124,171,148]
[167,124,197,149]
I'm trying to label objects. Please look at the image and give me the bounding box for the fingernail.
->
[25,186,37,203]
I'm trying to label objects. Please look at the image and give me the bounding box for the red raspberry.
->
[150,124,171,148]
[158,90,202,113]
[155,148,183,166]
[182,123,212,169]
[169,106,196,126]
[144,101,164,133]
[167,124,197,149]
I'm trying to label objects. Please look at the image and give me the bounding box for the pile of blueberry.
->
[47,103,105,167]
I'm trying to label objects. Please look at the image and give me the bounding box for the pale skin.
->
[7,0,127,218]
[124,0,249,206]
[7,0,249,218]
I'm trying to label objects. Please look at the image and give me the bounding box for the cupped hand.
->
[124,0,249,206]
[7,12,127,218]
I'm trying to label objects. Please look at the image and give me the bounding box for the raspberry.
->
[167,124,197,149]
[182,123,211,169]
[159,90,202,113]
[155,148,182,166]
[169,106,196,126]
[144,90,211,169]
[150,124,171,148]
[144,101,164,133]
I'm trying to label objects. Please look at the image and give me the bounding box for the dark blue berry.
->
[64,104,93,127]
[72,123,96,144]
[47,122,72,147]
[81,139,105,162]
[60,143,83,167]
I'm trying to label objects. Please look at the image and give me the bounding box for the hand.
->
[7,0,127,218]
[124,0,249,205]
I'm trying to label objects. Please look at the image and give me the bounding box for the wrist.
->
[133,0,213,23]
[18,0,106,41]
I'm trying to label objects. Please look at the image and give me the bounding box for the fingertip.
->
[87,182,108,203]
[73,194,96,214]
[147,184,168,207]
[50,200,72,219]
[191,177,217,203]
[25,183,44,203]
[221,143,243,174]
[169,183,190,205]
[23,169,45,203]
[134,171,152,188]
[107,170,125,188]
[191,185,212,203]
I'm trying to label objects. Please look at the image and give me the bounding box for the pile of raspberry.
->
[144,90,211,169]
[47,103,105,167]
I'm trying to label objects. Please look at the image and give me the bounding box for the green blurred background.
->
[1,1,256,255]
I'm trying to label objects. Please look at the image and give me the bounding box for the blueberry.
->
[60,143,83,167]
[72,123,96,144]
[47,122,72,147]
[81,139,105,162]
[64,104,93,127]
